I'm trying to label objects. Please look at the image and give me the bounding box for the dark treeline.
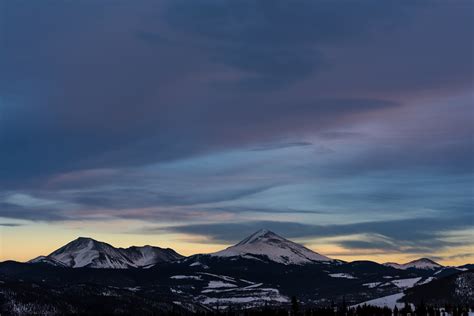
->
[2,283,473,315]
[171,298,473,316]
[180,305,473,316]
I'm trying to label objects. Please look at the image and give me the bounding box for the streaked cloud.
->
[157,216,473,255]
[0,0,472,263]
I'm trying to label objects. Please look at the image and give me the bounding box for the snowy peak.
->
[48,237,134,269]
[211,229,332,265]
[384,258,443,270]
[404,258,443,270]
[51,237,107,255]
[235,229,282,246]
[32,237,184,269]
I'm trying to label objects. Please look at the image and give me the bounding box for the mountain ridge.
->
[384,258,443,270]
[31,237,184,269]
[26,231,468,270]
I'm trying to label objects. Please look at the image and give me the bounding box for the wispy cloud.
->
[0,0,472,262]
[156,216,473,254]
[0,223,23,227]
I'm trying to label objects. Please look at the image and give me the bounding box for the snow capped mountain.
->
[47,237,134,268]
[12,232,473,311]
[210,229,332,265]
[34,237,183,269]
[384,258,443,270]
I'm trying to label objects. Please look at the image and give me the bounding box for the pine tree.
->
[291,296,299,316]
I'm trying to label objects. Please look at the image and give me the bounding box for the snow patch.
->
[353,293,405,309]
[418,277,435,285]
[198,272,235,282]
[391,277,422,289]
[363,282,381,288]
[206,281,237,289]
[329,273,357,279]
[170,275,202,280]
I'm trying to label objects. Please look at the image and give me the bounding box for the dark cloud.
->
[0,223,23,227]
[202,206,326,215]
[71,184,277,209]
[336,239,466,255]
[431,253,474,261]
[0,203,69,222]
[0,0,472,261]
[158,216,473,253]
[2,0,472,187]
[337,137,474,175]
[0,95,398,188]
[163,0,423,86]
[0,182,279,222]
[249,142,313,151]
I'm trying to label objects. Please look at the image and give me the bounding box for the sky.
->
[0,0,473,265]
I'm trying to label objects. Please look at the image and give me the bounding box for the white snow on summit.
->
[384,258,443,270]
[35,237,183,269]
[211,229,332,265]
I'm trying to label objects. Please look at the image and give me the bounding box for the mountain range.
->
[0,229,472,314]
[29,237,183,269]
[28,230,449,270]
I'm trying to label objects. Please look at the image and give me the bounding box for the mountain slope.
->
[404,270,474,305]
[457,263,474,271]
[28,256,68,267]
[34,237,183,269]
[122,245,184,267]
[384,258,443,270]
[210,229,332,265]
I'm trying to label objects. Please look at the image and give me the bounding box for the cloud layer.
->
[1,0,473,261]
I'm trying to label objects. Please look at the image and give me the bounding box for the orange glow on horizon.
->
[1,226,472,267]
